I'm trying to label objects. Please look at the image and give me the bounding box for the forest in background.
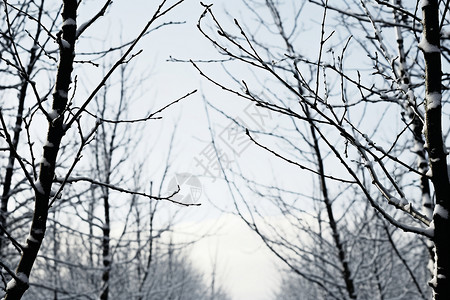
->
[1,0,449,299]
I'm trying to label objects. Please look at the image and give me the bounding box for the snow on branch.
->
[357,144,431,226]
[55,176,199,207]
[426,92,442,109]
[76,0,112,38]
[419,36,440,53]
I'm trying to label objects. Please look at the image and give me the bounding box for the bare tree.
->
[0,0,59,258]
[0,0,200,299]
[193,0,449,298]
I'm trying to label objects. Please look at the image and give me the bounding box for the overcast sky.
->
[74,1,327,298]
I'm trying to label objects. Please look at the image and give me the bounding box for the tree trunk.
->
[4,1,77,298]
[307,106,357,299]
[421,1,450,299]
[100,193,110,300]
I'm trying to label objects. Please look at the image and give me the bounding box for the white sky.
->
[73,0,327,299]
[176,214,281,300]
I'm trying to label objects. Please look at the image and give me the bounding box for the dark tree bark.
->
[4,1,77,298]
[421,1,450,299]
[306,105,357,299]
[194,0,445,298]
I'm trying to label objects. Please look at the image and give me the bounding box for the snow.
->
[411,142,423,153]
[6,278,16,291]
[419,37,440,53]
[425,220,435,237]
[58,89,68,98]
[63,18,76,27]
[50,189,61,198]
[34,180,44,195]
[422,121,427,135]
[61,39,71,49]
[48,109,59,120]
[418,162,428,173]
[403,203,411,211]
[426,92,442,109]
[429,251,438,287]
[44,141,54,148]
[65,176,76,182]
[443,31,450,39]
[389,197,408,206]
[422,193,432,206]
[26,233,39,243]
[40,157,51,167]
[6,272,28,291]
[399,83,408,92]
[76,21,89,36]
[421,0,430,8]
[434,204,449,219]
[407,90,414,100]
[103,254,111,264]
